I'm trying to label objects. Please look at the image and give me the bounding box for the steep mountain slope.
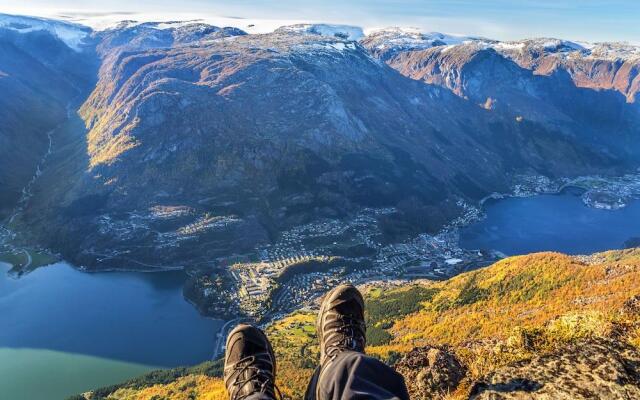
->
[494,38,640,103]
[0,16,244,222]
[80,249,640,399]
[365,30,640,161]
[364,29,640,102]
[18,26,628,271]
[0,14,97,218]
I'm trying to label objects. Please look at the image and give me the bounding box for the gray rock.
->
[469,339,640,400]
[394,346,466,399]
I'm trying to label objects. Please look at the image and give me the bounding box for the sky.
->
[1,0,639,44]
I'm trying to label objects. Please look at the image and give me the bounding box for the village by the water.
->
[198,173,640,321]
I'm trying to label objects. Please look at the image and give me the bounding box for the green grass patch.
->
[489,271,567,303]
[30,251,58,268]
[365,285,439,325]
[0,251,28,267]
[0,248,58,275]
[367,325,393,346]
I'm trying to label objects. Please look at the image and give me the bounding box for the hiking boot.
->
[316,283,366,365]
[224,324,279,400]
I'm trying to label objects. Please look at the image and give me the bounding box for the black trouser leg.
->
[304,351,409,400]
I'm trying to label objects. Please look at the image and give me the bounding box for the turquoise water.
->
[0,348,155,400]
[460,192,640,255]
[0,262,223,399]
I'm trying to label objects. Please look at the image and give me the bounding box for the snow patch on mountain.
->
[582,42,640,61]
[359,27,475,59]
[0,13,91,51]
[362,27,640,63]
[485,38,585,54]
[487,37,640,61]
[302,41,358,53]
[34,10,305,35]
[367,27,470,49]
[276,24,364,41]
[151,21,201,30]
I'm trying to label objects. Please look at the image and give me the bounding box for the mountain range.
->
[1,14,638,272]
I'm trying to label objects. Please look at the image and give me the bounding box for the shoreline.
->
[473,174,640,228]
[181,294,231,361]
[76,264,185,274]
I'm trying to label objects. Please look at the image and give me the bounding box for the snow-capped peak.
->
[276,24,364,41]
[359,27,474,59]
[0,13,91,51]
[491,38,586,53]
[361,27,640,63]
[366,27,470,47]
[485,37,640,61]
[108,20,205,31]
[577,41,640,61]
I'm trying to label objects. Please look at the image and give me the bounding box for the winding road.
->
[212,318,242,360]
[0,101,78,271]
[22,249,32,270]
[6,127,54,226]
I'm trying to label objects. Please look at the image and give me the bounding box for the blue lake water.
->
[460,191,640,255]
[0,262,222,399]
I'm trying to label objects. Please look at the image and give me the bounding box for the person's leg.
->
[243,394,275,400]
[224,324,279,400]
[305,351,408,400]
[305,284,409,400]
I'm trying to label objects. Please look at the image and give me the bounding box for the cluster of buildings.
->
[268,271,343,319]
[574,174,640,210]
[176,214,241,236]
[230,254,332,316]
[93,206,245,258]
[219,205,497,319]
[510,173,640,211]
[511,175,560,197]
[148,205,194,219]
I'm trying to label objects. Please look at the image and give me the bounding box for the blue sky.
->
[2,0,639,43]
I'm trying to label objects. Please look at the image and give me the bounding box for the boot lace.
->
[230,355,282,400]
[328,315,365,358]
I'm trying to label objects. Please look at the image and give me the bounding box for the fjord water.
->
[460,191,640,255]
[0,263,222,399]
